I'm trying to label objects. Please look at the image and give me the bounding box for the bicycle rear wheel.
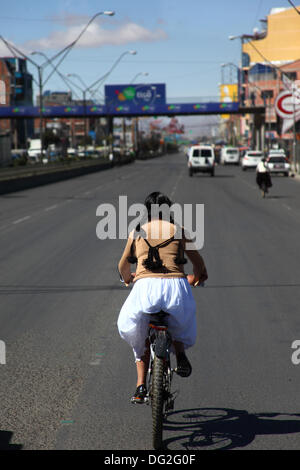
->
[151,355,165,450]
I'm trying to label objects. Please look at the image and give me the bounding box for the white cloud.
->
[0,40,28,59]
[23,21,168,51]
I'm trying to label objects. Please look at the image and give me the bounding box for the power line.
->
[252,0,264,30]
[244,37,293,79]
[65,58,223,64]
[288,0,300,15]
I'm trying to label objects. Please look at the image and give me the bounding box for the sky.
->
[0,0,298,138]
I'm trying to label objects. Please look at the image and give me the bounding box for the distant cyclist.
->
[256,157,272,196]
[117,192,208,403]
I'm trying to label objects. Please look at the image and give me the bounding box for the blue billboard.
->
[105,83,166,111]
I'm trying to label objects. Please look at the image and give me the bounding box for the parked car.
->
[187,145,215,177]
[221,147,240,165]
[241,150,263,170]
[266,155,290,176]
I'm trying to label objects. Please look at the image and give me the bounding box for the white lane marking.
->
[89,359,101,366]
[282,203,292,211]
[90,171,140,192]
[44,205,58,212]
[0,167,142,234]
[170,170,184,198]
[12,216,31,225]
[89,352,105,366]
[120,172,139,181]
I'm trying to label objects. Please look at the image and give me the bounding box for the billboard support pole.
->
[107,116,114,161]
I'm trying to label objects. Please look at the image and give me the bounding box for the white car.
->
[187,145,215,177]
[268,148,286,157]
[241,150,263,170]
[266,155,290,176]
[221,147,240,165]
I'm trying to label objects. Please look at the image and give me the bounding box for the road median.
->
[0,156,133,195]
[0,151,169,195]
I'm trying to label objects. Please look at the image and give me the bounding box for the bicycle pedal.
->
[166,400,175,412]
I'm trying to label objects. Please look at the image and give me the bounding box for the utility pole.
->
[292,82,298,173]
[38,67,44,158]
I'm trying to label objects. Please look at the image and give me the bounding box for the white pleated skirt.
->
[117,277,197,361]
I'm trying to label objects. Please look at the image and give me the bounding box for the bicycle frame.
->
[145,312,176,414]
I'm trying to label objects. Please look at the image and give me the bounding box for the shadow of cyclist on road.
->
[163,407,300,450]
[0,430,22,450]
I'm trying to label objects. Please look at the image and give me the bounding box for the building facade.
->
[242,5,300,156]
[0,57,34,149]
[34,90,97,148]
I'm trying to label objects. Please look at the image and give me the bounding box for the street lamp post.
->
[66,74,90,155]
[130,72,149,84]
[85,50,137,158]
[66,50,137,156]
[0,11,115,159]
[89,50,137,101]
[42,11,115,88]
[31,51,83,157]
[129,73,149,155]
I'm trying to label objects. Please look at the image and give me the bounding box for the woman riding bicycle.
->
[256,157,272,195]
[117,192,208,403]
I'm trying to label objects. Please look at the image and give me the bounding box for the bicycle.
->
[145,280,205,450]
[119,268,204,449]
[256,170,272,198]
[145,310,176,450]
[260,180,268,198]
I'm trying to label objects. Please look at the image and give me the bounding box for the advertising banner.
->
[0,101,239,118]
[220,83,238,119]
[105,83,166,111]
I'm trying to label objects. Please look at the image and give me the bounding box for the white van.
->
[187,145,215,177]
[221,147,240,165]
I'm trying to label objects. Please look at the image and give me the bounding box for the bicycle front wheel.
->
[151,355,165,450]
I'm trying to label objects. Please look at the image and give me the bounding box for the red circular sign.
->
[275,91,293,118]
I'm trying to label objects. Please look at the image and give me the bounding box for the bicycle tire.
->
[151,355,165,450]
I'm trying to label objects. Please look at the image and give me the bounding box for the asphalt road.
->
[1,153,300,451]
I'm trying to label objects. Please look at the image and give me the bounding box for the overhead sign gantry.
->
[0,83,263,118]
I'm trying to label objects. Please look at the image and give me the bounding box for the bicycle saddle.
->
[149,310,169,327]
